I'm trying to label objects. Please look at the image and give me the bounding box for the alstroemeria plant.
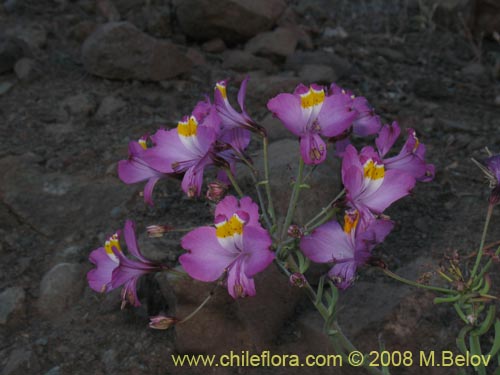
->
[86,78,500,375]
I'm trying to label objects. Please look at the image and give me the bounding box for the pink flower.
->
[301,210,393,289]
[118,135,167,206]
[179,196,274,298]
[87,220,166,308]
[342,144,416,223]
[375,121,435,182]
[267,83,356,165]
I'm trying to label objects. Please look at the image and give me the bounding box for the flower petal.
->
[300,132,327,165]
[180,227,235,282]
[143,175,161,206]
[317,94,356,137]
[267,93,304,136]
[376,122,401,157]
[328,261,357,290]
[362,169,416,213]
[300,220,353,263]
[242,226,273,276]
[123,220,149,263]
[87,247,118,292]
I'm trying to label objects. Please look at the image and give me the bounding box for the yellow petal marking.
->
[300,87,325,108]
[216,83,227,99]
[215,214,245,238]
[363,159,385,180]
[105,233,122,257]
[138,139,148,150]
[177,116,198,137]
[343,211,360,234]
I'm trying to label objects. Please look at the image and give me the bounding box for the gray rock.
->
[222,50,275,73]
[285,50,351,78]
[260,112,294,142]
[201,38,226,53]
[0,287,25,325]
[59,93,97,117]
[14,58,39,82]
[245,27,298,58]
[298,64,337,84]
[3,348,40,375]
[5,23,47,50]
[38,263,85,317]
[0,81,15,96]
[0,154,134,237]
[246,74,301,106]
[82,22,191,81]
[95,95,127,119]
[174,0,286,43]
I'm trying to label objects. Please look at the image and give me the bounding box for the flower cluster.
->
[88,78,434,308]
[118,79,255,205]
[265,84,434,289]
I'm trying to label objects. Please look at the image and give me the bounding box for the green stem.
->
[304,189,346,230]
[241,161,273,231]
[262,136,276,224]
[275,258,383,375]
[476,245,500,281]
[225,168,244,198]
[178,292,213,324]
[383,269,457,294]
[470,204,494,282]
[281,157,305,240]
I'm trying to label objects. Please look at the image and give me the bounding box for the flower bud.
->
[149,315,178,330]
[489,186,500,206]
[289,273,307,288]
[146,225,173,238]
[287,224,303,239]
[206,181,228,203]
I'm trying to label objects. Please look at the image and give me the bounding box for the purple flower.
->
[118,135,167,206]
[329,83,381,137]
[267,83,356,165]
[375,121,435,182]
[342,144,416,223]
[142,107,219,197]
[87,220,166,308]
[480,154,500,205]
[180,196,274,298]
[213,79,253,175]
[214,77,260,135]
[300,210,394,289]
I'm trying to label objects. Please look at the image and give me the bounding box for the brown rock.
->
[298,64,337,84]
[222,50,275,73]
[246,75,301,106]
[174,0,287,43]
[37,263,85,318]
[202,38,226,53]
[245,27,298,58]
[164,265,304,354]
[82,22,191,81]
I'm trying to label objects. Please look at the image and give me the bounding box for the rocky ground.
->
[1,0,500,374]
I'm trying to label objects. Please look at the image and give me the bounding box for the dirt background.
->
[1,0,500,374]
